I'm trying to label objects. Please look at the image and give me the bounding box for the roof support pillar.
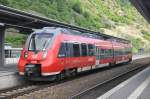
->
[0,26,6,66]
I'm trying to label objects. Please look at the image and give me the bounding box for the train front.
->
[18,29,59,80]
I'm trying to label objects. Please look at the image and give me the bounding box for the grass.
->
[0,0,150,53]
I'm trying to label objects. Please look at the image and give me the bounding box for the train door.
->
[58,42,67,67]
[95,46,100,65]
[65,43,73,68]
[58,42,72,68]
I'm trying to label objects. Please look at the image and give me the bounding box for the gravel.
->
[14,58,150,99]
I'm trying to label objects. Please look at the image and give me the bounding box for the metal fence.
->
[5,48,22,64]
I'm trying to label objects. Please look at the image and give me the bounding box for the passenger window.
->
[58,43,66,57]
[88,44,95,56]
[73,44,80,57]
[105,49,109,57]
[101,49,105,54]
[100,49,105,59]
[81,44,87,56]
[110,49,114,56]
[114,49,118,56]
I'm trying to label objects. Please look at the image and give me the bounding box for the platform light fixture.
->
[0,23,5,26]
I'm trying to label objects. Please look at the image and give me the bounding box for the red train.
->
[18,27,132,80]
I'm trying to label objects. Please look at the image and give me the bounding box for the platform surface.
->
[0,54,149,90]
[0,64,17,76]
[0,64,27,90]
[98,66,150,99]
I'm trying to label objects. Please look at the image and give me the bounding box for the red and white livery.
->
[18,27,132,80]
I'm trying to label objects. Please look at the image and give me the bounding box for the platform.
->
[98,66,150,99]
[0,64,27,90]
[0,64,17,76]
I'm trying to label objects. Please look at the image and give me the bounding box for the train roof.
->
[35,27,130,44]
[60,28,130,44]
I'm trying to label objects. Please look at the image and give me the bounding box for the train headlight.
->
[43,52,47,59]
[24,52,28,58]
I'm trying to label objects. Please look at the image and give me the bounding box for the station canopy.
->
[0,5,101,34]
[130,0,150,23]
[0,5,129,42]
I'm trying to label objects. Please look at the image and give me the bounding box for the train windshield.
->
[28,33,53,51]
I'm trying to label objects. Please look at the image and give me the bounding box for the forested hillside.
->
[1,0,150,53]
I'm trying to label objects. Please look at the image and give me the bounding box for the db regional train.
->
[18,27,132,81]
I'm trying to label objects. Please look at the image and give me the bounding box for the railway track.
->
[0,85,37,99]
[0,66,115,98]
[0,80,66,99]
[0,73,90,99]
[0,82,45,99]
[0,62,149,99]
[69,64,148,99]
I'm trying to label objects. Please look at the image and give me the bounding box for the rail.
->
[69,64,148,99]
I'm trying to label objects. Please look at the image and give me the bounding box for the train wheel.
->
[64,69,70,78]
[126,58,132,64]
[56,71,65,81]
[109,62,115,66]
[64,68,77,78]
[56,74,61,81]
[72,68,77,77]
[129,58,132,62]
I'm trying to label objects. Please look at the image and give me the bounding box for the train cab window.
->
[88,44,95,56]
[28,33,53,51]
[73,44,80,57]
[81,44,87,56]
[58,43,66,57]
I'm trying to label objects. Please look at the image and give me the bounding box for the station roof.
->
[130,0,150,23]
[0,5,129,43]
[0,5,99,34]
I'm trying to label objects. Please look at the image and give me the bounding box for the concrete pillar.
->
[0,27,5,66]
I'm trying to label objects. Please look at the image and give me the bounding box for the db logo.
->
[32,55,37,59]
[88,58,93,61]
